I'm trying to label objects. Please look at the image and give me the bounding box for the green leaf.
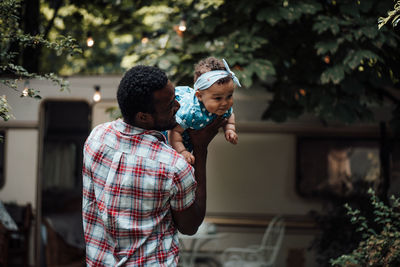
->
[247,59,275,80]
[315,40,340,55]
[158,54,180,69]
[313,15,340,35]
[360,25,379,39]
[343,50,381,70]
[279,6,302,22]
[238,67,254,88]
[321,65,345,84]
[279,2,323,23]
[298,2,323,14]
[256,8,281,25]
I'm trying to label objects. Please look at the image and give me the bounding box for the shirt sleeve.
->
[170,157,197,211]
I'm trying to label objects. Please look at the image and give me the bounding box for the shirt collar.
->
[112,119,166,142]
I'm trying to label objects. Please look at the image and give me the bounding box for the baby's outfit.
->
[175,86,232,151]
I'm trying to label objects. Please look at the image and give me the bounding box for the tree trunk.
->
[22,0,40,73]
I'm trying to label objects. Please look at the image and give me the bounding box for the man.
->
[82,65,226,266]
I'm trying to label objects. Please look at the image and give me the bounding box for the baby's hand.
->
[181,150,195,165]
[225,129,238,145]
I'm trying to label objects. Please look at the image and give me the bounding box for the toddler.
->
[170,57,241,164]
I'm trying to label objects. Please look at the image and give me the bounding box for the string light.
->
[174,15,187,37]
[178,20,187,32]
[93,85,101,102]
[141,37,149,44]
[87,32,94,47]
[22,80,29,97]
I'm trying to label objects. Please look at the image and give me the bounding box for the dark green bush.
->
[331,188,400,267]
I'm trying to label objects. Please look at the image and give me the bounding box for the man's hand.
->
[188,116,228,151]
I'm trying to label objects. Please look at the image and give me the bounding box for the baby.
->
[170,57,241,164]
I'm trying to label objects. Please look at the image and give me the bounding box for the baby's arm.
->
[223,113,238,144]
[169,125,195,164]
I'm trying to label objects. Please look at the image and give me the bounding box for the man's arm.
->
[171,116,227,235]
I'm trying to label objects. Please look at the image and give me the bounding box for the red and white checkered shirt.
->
[82,119,197,266]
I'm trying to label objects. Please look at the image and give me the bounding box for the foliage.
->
[309,181,377,266]
[105,106,122,121]
[0,0,81,121]
[310,202,362,267]
[39,0,169,75]
[378,1,400,29]
[0,96,13,122]
[130,0,400,132]
[3,0,400,130]
[331,188,400,267]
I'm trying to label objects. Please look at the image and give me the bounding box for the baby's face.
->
[196,79,234,116]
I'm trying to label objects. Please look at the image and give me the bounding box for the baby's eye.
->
[227,94,233,99]
[214,97,222,101]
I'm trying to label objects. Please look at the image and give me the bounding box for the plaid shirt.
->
[82,119,197,266]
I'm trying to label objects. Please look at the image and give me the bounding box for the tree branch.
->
[43,0,63,39]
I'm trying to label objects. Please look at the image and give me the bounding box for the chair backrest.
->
[260,215,285,264]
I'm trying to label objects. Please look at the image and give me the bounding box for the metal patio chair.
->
[221,215,285,267]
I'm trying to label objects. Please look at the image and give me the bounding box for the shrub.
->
[331,188,400,267]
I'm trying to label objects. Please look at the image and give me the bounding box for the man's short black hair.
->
[117,65,168,124]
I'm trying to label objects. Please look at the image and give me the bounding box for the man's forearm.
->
[172,117,226,235]
[192,147,208,220]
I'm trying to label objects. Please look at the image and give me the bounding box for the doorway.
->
[37,99,90,266]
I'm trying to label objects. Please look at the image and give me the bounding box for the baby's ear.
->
[195,90,202,101]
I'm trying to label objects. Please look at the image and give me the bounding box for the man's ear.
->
[195,90,202,101]
[136,111,151,123]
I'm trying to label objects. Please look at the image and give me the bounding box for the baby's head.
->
[193,57,241,116]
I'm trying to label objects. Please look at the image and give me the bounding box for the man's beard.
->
[153,118,178,131]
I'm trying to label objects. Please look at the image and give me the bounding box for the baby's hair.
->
[193,57,231,84]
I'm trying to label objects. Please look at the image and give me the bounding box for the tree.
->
[131,0,400,133]
[5,0,400,133]
[38,0,171,75]
[0,0,81,121]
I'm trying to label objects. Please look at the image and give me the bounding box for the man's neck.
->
[124,118,150,130]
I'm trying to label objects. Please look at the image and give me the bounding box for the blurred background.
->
[1,0,400,266]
